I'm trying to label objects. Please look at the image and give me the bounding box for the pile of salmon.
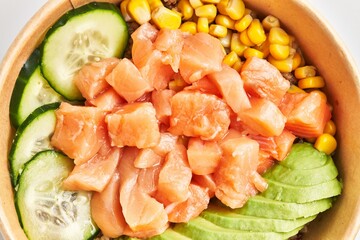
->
[50,23,331,238]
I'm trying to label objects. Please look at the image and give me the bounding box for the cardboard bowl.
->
[0,0,359,239]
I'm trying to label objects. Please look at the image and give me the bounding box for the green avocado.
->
[262,178,342,203]
[201,205,316,232]
[225,196,332,219]
[173,217,302,240]
[263,155,338,186]
[150,229,191,240]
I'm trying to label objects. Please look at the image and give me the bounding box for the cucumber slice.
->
[41,2,128,101]
[9,102,60,186]
[15,150,98,240]
[9,48,64,128]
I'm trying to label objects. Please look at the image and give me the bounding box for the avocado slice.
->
[201,204,316,232]
[150,228,191,239]
[223,196,333,219]
[173,217,302,240]
[279,143,328,170]
[263,155,338,186]
[262,178,342,203]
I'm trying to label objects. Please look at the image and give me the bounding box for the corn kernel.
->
[151,6,182,29]
[269,44,290,60]
[202,0,221,3]
[127,0,151,24]
[180,21,197,34]
[298,76,325,89]
[178,0,194,20]
[292,52,302,70]
[209,24,228,38]
[215,14,235,29]
[234,14,253,32]
[120,0,132,22]
[287,84,306,93]
[147,0,163,11]
[268,27,290,46]
[195,4,217,20]
[197,17,209,33]
[255,37,270,58]
[294,65,317,79]
[216,0,228,15]
[224,0,245,20]
[223,51,239,67]
[244,8,252,15]
[243,48,264,59]
[231,33,248,56]
[314,133,337,155]
[189,0,204,8]
[262,15,280,31]
[323,120,336,136]
[247,19,266,45]
[311,90,327,102]
[232,60,243,72]
[239,30,255,47]
[268,55,293,73]
[219,30,232,48]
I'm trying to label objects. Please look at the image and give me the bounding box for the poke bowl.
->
[0,0,359,239]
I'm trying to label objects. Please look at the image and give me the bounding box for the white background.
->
[0,0,359,239]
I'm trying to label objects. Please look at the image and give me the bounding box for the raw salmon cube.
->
[134,148,163,169]
[169,91,231,141]
[151,89,176,125]
[106,102,161,148]
[157,144,192,203]
[257,150,275,175]
[278,92,308,116]
[106,58,153,103]
[137,164,163,196]
[208,64,251,114]
[51,102,106,165]
[192,174,217,198]
[179,33,225,83]
[239,97,286,137]
[184,76,222,97]
[151,132,178,157]
[241,57,290,105]
[74,58,120,100]
[285,91,331,138]
[85,87,126,111]
[187,138,222,175]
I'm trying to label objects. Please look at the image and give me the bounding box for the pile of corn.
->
[120,0,337,154]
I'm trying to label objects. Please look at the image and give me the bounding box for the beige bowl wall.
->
[0,0,359,239]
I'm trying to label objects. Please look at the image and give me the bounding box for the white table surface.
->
[0,0,359,239]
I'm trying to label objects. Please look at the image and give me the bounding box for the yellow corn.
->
[314,133,337,155]
[255,37,270,58]
[323,120,336,136]
[292,52,302,70]
[197,17,209,33]
[232,60,243,72]
[269,44,290,60]
[209,24,228,38]
[311,89,327,102]
[224,0,246,20]
[219,30,232,48]
[268,27,290,45]
[262,15,280,31]
[244,8,252,16]
[239,30,255,47]
[243,48,264,59]
[195,4,217,20]
[215,14,235,29]
[298,76,325,89]
[234,14,253,32]
[223,51,239,67]
[120,0,132,22]
[287,84,306,93]
[294,65,317,79]
[147,0,163,11]
[268,55,293,72]
[127,0,151,24]
[151,6,182,29]
[177,0,194,20]
[217,0,228,15]
[231,33,248,56]
[180,21,197,34]
[189,0,204,8]
[247,19,266,45]
[202,0,221,3]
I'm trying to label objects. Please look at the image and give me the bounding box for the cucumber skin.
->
[9,102,60,186]
[40,2,129,101]
[9,49,42,128]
